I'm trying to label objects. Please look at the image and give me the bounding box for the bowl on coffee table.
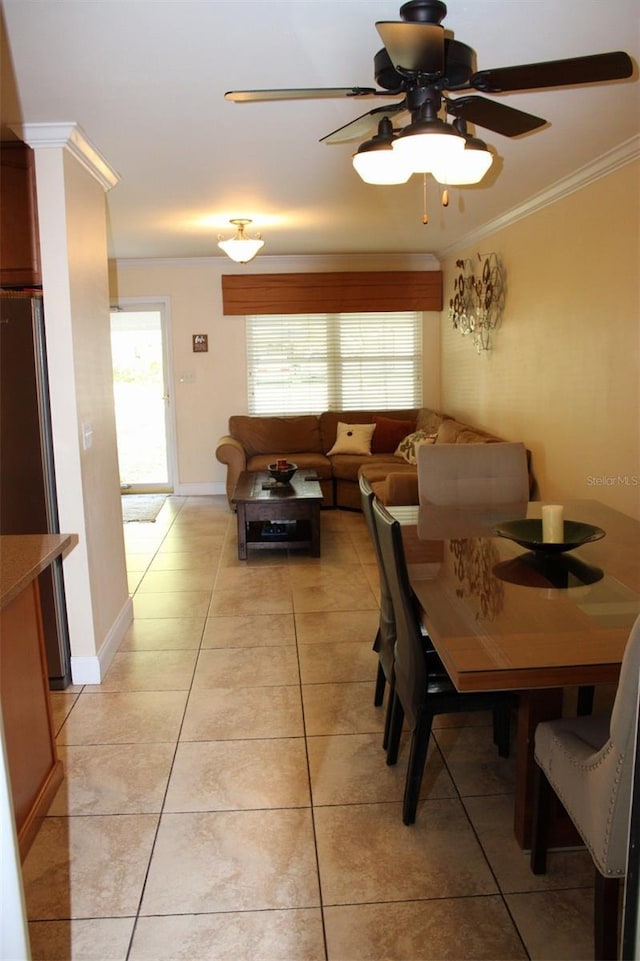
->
[267,461,297,485]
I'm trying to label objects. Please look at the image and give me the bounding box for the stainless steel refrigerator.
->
[0,291,71,688]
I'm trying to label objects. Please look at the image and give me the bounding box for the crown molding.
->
[438,135,640,260]
[10,122,120,192]
[113,251,441,271]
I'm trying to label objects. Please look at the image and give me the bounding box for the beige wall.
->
[33,141,130,681]
[112,254,442,494]
[440,160,640,520]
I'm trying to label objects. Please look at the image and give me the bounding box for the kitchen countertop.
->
[1,533,78,609]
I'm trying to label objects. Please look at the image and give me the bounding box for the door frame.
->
[110,296,178,493]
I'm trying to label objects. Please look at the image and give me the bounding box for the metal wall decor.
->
[449,252,505,353]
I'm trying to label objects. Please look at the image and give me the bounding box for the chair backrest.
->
[359,474,395,674]
[372,497,426,731]
[610,613,640,760]
[417,442,529,507]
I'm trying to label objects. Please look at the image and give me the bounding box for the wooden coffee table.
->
[231,470,323,560]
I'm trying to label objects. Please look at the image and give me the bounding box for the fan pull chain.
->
[422,174,428,225]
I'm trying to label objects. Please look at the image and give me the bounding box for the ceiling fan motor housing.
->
[400,0,447,24]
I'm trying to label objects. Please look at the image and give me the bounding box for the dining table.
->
[389,499,640,849]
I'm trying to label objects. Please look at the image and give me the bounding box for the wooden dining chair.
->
[372,497,517,825]
[530,613,640,960]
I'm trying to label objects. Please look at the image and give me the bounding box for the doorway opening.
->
[110,303,175,493]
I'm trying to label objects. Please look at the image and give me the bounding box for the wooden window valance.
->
[221,271,443,315]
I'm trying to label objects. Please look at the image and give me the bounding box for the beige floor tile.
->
[505,888,594,960]
[29,918,135,961]
[147,549,222,571]
[49,691,81,736]
[294,609,378,644]
[125,552,153,573]
[140,809,320,915]
[132,590,211,619]
[192,645,299,688]
[181,686,304,740]
[136,568,217,593]
[289,563,373,591]
[202,613,296,648]
[57,690,188,745]
[164,738,310,811]
[308,732,456,806]
[292,580,377,613]
[433,724,517,796]
[315,798,498,905]
[23,814,158,919]
[50,743,175,815]
[100,649,198,691]
[464,794,594,893]
[302,681,386,736]
[214,565,291,593]
[158,533,229,553]
[208,586,293,616]
[129,908,325,961]
[324,897,528,961]
[298,640,377,683]
[118,616,205,651]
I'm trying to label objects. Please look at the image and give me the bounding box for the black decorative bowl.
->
[492,518,605,554]
[267,462,297,485]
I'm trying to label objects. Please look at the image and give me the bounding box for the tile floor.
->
[23,495,601,960]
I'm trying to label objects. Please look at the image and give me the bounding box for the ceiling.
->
[2,0,638,262]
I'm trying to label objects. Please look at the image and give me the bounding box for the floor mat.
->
[121,494,167,523]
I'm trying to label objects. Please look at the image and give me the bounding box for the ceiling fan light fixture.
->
[352,117,411,184]
[432,136,494,185]
[392,117,465,174]
[217,218,264,263]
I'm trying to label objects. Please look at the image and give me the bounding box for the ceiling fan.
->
[225,0,634,188]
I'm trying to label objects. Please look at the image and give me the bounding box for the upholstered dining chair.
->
[359,473,397,748]
[530,613,640,961]
[416,440,530,508]
[372,497,517,825]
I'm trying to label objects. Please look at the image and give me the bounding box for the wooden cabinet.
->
[0,534,77,858]
[0,142,42,287]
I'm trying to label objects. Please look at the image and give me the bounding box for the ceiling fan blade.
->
[471,51,633,93]
[375,21,444,75]
[447,96,546,137]
[321,103,408,144]
[224,87,380,103]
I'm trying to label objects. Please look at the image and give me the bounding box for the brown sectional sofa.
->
[216,407,522,510]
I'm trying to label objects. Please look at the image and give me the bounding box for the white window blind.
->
[247,311,422,415]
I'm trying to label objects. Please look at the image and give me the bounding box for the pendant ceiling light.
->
[218,218,264,263]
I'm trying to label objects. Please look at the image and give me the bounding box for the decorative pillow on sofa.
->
[395,430,437,465]
[371,415,416,453]
[327,422,376,456]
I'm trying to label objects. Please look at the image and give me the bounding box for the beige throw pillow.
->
[395,430,437,464]
[327,422,376,456]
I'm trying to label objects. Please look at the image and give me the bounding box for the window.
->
[246,311,422,414]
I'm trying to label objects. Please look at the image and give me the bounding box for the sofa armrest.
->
[384,471,419,507]
[215,435,246,507]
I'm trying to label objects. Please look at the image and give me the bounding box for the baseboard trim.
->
[70,595,134,685]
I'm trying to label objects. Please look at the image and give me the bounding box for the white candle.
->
[542,504,564,543]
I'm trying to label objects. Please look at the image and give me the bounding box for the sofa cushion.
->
[435,418,500,445]
[395,430,438,464]
[319,409,419,453]
[327,422,376,456]
[229,415,322,457]
[358,457,411,484]
[246,452,332,478]
[371,415,416,453]
[416,408,449,434]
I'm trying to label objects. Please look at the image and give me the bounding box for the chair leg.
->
[374,660,386,707]
[530,763,553,875]
[402,712,433,826]
[577,685,595,716]
[386,691,404,766]
[382,677,395,751]
[594,872,620,961]
[493,705,511,758]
